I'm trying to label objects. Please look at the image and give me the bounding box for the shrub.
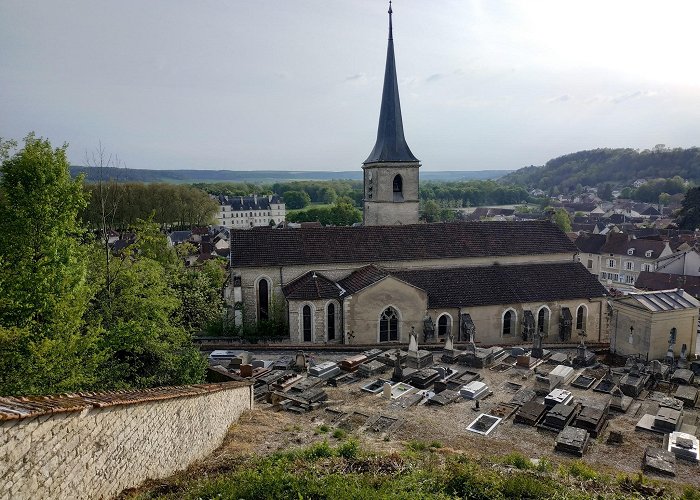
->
[336,438,360,459]
[332,428,347,439]
[501,452,533,470]
[566,460,598,481]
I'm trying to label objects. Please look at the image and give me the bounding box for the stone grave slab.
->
[363,348,384,361]
[405,350,434,370]
[573,405,608,438]
[644,447,676,476]
[671,369,694,385]
[327,372,359,387]
[460,381,489,400]
[489,363,513,373]
[298,387,328,404]
[324,407,346,423]
[635,414,658,433]
[391,366,417,383]
[255,369,288,387]
[365,414,403,435]
[272,356,295,371]
[466,413,502,436]
[593,378,616,394]
[271,372,303,392]
[459,347,494,368]
[555,426,590,456]
[620,373,647,397]
[428,389,461,406]
[549,365,576,387]
[538,403,580,432]
[389,392,423,410]
[251,359,274,369]
[390,382,418,400]
[308,361,340,379]
[669,432,700,462]
[571,374,596,390]
[658,396,684,412]
[289,376,324,393]
[510,388,536,406]
[514,401,548,426]
[654,407,683,433]
[674,385,699,408]
[545,388,573,408]
[377,349,407,366]
[516,355,539,369]
[488,402,519,420]
[410,368,440,389]
[340,354,368,372]
[360,378,391,394]
[358,360,388,378]
[454,370,481,385]
[502,381,523,392]
[548,352,569,365]
[534,374,554,396]
[610,388,633,412]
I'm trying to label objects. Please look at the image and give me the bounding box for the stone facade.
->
[0,382,253,500]
[362,162,420,226]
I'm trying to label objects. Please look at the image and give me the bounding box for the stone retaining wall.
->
[0,381,253,500]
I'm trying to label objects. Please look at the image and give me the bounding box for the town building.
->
[609,289,699,360]
[214,194,285,229]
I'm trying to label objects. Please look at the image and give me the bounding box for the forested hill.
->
[501,147,700,192]
[70,167,511,184]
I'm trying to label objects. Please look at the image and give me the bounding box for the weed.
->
[332,428,347,439]
[500,452,533,470]
[336,438,360,459]
[566,460,598,481]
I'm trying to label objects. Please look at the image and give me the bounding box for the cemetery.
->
[206,329,700,484]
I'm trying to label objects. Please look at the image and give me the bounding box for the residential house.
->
[598,233,672,289]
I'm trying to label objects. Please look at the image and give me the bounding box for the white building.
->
[214,194,285,229]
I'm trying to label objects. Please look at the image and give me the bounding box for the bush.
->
[336,439,360,459]
[501,452,533,470]
[332,428,347,439]
[565,460,598,481]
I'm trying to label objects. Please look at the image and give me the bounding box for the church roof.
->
[392,262,607,308]
[337,265,388,295]
[364,3,418,164]
[230,220,578,268]
[282,271,340,300]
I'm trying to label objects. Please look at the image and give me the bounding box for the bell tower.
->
[363,2,420,226]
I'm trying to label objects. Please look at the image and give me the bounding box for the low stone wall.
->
[0,381,253,500]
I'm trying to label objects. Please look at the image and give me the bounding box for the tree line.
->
[502,146,700,192]
[0,135,224,396]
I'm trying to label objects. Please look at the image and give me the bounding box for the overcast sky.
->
[2,1,700,171]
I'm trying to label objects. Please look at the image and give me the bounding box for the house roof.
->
[574,233,606,254]
[600,233,667,258]
[616,288,700,312]
[168,230,192,243]
[635,272,700,298]
[337,265,389,295]
[217,194,283,211]
[282,271,341,300]
[230,220,578,268]
[391,261,607,308]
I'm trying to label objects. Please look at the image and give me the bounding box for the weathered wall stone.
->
[0,382,253,500]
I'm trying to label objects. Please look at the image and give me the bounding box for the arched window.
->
[437,314,451,337]
[257,278,270,321]
[576,305,587,331]
[393,175,403,202]
[326,302,336,341]
[537,307,550,336]
[502,309,516,336]
[302,305,312,342]
[379,307,399,342]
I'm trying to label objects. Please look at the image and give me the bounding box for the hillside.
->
[70,167,511,184]
[502,147,700,192]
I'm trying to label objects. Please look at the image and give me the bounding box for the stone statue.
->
[444,333,454,352]
[460,313,475,343]
[408,329,418,353]
[392,351,403,381]
[422,315,435,343]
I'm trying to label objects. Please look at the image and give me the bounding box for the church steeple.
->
[364,1,418,164]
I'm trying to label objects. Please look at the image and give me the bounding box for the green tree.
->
[598,183,613,201]
[283,190,311,209]
[0,134,101,395]
[551,208,572,232]
[677,187,700,230]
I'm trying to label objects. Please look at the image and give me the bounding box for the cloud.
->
[344,73,366,82]
[547,94,570,103]
[426,73,443,83]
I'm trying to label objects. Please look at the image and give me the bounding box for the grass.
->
[130,442,700,500]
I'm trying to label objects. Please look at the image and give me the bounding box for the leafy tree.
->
[287,198,362,226]
[551,208,572,232]
[283,190,311,209]
[659,192,671,207]
[598,183,613,201]
[0,134,101,395]
[677,187,700,230]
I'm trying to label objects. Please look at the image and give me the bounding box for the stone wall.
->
[0,382,253,500]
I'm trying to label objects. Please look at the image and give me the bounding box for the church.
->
[229,5,608,346]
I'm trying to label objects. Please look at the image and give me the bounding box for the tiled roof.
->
[601,233,667,258]
[231,221,577,267]
[337,265,389,295]
[0,382,251,421]
[391,262,607,308]
[217,194,283,211]
[282,271,341,300]
[574,233,606,254]
[635,272,700,298]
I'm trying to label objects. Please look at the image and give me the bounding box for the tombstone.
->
[294,350,306,372]
[444,334,454,352]
[538,403,580,432]
[573,405,609,438]
[392,352,403,382]
[358,360,388,378]
[460,312,476,343]
[653,407,684,433]
[678,344,689,369]
[610,386,632,412]
[555,426,590,457]
[531,328,544,359]
[383,381,393,400]
[460,381,489,400]
[441,333,460,363]
[239,363,254,378]
[435,366,447,381]
[644,447,676,476]
[668,431,700,462]
[408,330,419,353]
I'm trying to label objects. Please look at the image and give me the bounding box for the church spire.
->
[364,2,418,164]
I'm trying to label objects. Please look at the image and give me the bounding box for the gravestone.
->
[515,401,548,426]
[644,447,676,476]
[669,432,699,462]
[383,381,392,399]
[555,426,590,456]
[294,350,306,372]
